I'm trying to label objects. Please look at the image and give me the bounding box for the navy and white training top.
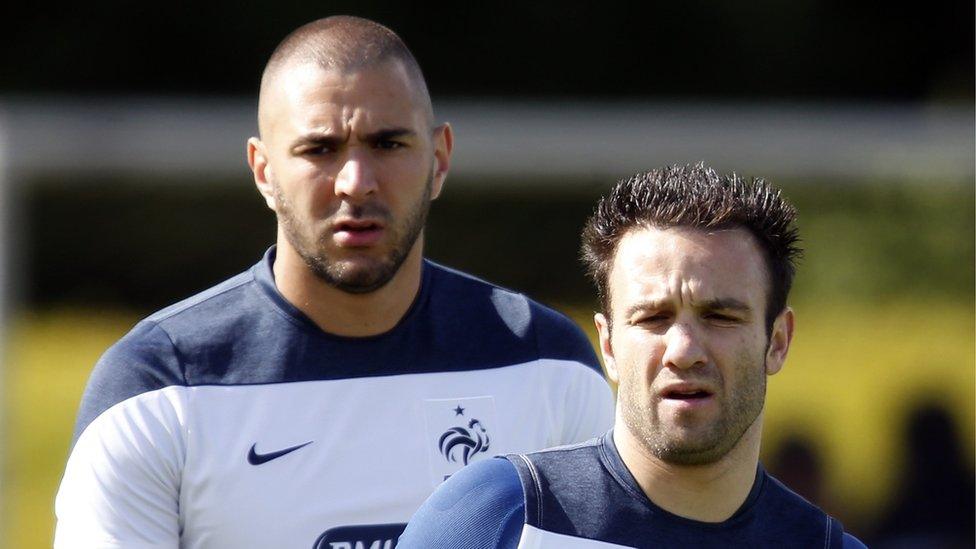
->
[54,247,614,549]
[399,431,866,548]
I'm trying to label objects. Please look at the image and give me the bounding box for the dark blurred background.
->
[1,2,973,548]
[3,0,973,309]
[3,1,972,100]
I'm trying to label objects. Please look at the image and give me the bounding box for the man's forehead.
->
[618,226,762,260]
[259,59,429,136]
[609,226,769,305]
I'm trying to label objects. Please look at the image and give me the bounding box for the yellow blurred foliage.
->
[3,310,139,549]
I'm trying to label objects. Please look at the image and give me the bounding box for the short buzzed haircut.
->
[581,163,802,333]
[258,16,433,131]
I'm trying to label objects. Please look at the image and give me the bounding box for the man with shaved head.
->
[54,16,613,548]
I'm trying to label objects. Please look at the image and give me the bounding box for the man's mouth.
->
[661,385,714,401]
[664,390,711,400]
[336,220,382,232]
[333,219,385,247]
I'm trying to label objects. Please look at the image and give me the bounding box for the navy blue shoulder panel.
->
[508,433,848,548]
[527,299,602,375]
[72,319,186,445]
[425,260,602,375]
[754,473,844,548]
[71,269,257,443]
[508,438,646,542]
[72,249,603,443]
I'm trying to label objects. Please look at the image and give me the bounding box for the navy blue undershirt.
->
[398,433,866,548]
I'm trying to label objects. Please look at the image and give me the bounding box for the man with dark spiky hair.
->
[54,16,613,548]
[400,163,866,548]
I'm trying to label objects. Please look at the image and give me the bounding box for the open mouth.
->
[336,220,382,233]
[663,388,713,400]
[332,219,385,247]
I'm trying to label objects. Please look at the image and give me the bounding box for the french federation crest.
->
[424,396,497,487]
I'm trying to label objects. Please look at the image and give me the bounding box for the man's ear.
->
[247,137,277,211]
[594,312,619,384]
[765,307,795,376]
[429,123,453,200]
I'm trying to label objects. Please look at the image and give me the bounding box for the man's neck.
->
[613,413,764,523]
[272,238,424,337]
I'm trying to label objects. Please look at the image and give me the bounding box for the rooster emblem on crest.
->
[438,418,491,465]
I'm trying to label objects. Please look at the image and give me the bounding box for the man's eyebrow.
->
[623,299,671,318]
[364,128,416,142]
[622,297,752,318]
[698,298,752,312]
[290,132,345,150]
[290,128,417,150]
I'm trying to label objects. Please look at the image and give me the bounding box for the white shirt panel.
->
[518,524,635,549]
[57,359,612,548]
[55,385,187,549]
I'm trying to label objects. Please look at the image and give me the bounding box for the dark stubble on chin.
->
[275,170,434,294]
[624,355,767,466]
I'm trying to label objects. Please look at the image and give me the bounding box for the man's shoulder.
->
[101,266,262,374]
[761,471,830,515]
[427,261,601,372]
[508,434,607,472]
[398,457,525,549]
[843,533,868,549]
[761,471,863,547]
[523,436,604,457]
[71,265,265,443]
[427,260,541,318]
[145,268,257,326]
[513,437,606,476]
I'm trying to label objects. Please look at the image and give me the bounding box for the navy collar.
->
[599,429,767,527]
[251,246,434,341]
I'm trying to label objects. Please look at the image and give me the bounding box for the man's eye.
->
[636,314,669,324]
[705,313,739,323]
[301,146,333,156]
[376,140,404,150]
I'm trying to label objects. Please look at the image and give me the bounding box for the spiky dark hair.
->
[581,162,802,332]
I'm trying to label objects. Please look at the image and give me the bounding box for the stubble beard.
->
[622,355,767,466]
[274,170,434,294]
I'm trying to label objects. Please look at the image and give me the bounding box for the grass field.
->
[3,300,973,547]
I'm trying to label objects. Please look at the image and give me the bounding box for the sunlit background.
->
[1,3,973,547]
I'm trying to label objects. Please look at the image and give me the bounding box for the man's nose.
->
[334,152,377,199]
[661,322,708,370]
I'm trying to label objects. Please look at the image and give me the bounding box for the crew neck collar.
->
[251,246,433,341]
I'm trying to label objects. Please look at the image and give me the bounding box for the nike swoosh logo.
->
[247,441,313,465]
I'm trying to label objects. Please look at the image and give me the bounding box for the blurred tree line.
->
[18,176,974,312]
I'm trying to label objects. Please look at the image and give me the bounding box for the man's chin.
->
[652,437,726,466]
[636,419,727,465]
[310,257,399,294]
[332,276,393,294]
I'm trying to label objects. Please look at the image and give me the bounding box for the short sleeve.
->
[54,385,187,549]
[54,323,187,549]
